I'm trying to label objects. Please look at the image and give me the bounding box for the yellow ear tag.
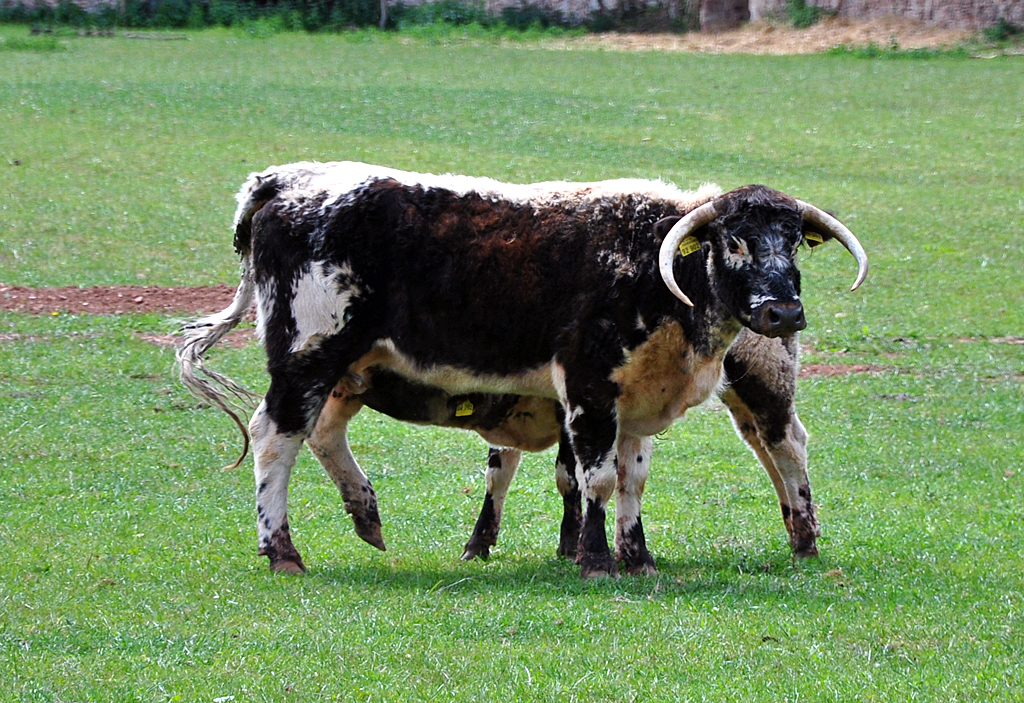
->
[678,236,701,257]
[455,400,474,417]
[805,232,824,247]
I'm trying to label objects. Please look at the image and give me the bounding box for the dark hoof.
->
[259,535,305,574]
[793,544,819,559]
[557,540,578,560]
[268,557,306,574]
[579,553,619,579]
[354,520,387,552]
[789,529,819,559]
[461,540,491,561]
[622,560,657,576]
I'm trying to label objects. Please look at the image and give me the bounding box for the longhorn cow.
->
[177,161,867,578]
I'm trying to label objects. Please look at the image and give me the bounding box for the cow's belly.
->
[475,396,561,452]
[351,339,560,399]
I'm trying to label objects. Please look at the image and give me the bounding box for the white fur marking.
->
[290,262,361,353]
[761,236,791,272]
[238,161,723,222]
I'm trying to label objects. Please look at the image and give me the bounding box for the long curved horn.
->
[796,200,869,291]
[658,201,718,307]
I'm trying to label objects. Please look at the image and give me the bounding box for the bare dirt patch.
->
[561,17,973,54]
[799,363,891,378]
[0,284,236,315]
[137,329,255,348]
[958,336,1024,345]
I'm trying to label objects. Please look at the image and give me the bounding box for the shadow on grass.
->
[300,546,836,603]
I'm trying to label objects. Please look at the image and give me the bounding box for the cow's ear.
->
[802,222,833,249]
[654,215,711,246]
[653,216,682,242]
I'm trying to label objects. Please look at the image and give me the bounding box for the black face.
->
[705,186,808,338]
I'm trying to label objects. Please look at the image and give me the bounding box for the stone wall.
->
[700,0,749,30]
[749,0,1024,29]
[5,0,1021,29]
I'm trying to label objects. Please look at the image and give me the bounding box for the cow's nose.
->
[751,300,806,338]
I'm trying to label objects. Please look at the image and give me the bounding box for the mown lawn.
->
[1,26,1022,702]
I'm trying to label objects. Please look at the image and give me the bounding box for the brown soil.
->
[798,363,890,378]
[561,17,973,54]
[0,284,236,315]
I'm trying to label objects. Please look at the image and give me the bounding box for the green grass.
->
[1,26,1023,702]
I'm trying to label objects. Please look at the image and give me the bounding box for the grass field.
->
[1,26,1023,702]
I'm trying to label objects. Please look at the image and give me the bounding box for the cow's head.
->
[656,185,868,338]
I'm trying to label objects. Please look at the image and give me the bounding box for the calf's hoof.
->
[788,524,819,559]
[461,539,492,561]
[347,496,386,552]
[557,540,578,560]
[793,544,819,559]
[354,518,387,552]
[259,533,306,574]
[622,560,658,576]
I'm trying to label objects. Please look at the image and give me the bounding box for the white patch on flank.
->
[254,275,276,343]
[290,261,361,353]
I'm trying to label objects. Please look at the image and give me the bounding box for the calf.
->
[314,324,812,568]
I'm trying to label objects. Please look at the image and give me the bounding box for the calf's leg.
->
[561,396,620,578]
[554,429,583,559]
[720,333,818,557]
[251,400,309,574]
[462,447,522,560]
[252,347,352,572]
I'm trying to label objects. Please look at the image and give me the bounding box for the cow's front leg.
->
[614,434,656,575]
[462,447,522,560]
[554,429,582,559]
[764,414,817,557]
[563,401,620,579]
[308,384,386,552]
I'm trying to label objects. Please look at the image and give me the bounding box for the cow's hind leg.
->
[462,447,522,561]
[308,384,386,551]
[614,434,656,575]
[251,399,309,574]
[252,354,350,573]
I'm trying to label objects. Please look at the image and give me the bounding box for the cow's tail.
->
[176,271,261,469]
[176,171,284,468]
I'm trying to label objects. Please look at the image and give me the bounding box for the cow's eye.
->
[728,238,747,256]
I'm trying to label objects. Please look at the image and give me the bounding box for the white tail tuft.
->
[176,273,260,469]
